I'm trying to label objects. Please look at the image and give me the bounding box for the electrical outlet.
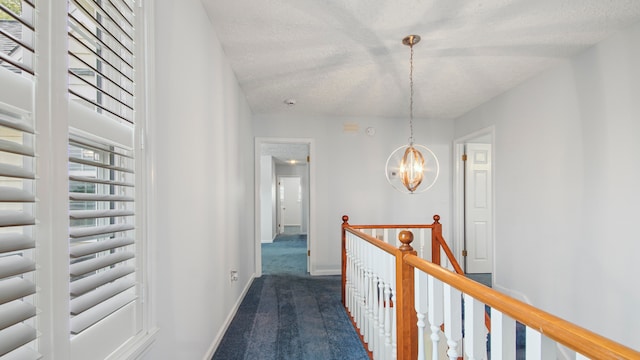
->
[230,270,239,282]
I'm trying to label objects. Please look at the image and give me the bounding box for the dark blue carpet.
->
[262,234,307,275]
[212,275,369,360]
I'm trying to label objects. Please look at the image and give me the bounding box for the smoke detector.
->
[284,98,296,106]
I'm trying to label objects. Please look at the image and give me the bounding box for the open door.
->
[464,143,493,273]
[454,128,494,276]
[277,176,302,234]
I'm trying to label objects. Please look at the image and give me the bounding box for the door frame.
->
[254,137,315,277]
[453,126,495,274]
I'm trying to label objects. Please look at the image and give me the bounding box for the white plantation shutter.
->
[0,101,39,359]
[68,135,136,336]
[68,0,135,124]
[0,2,37,355]
[67,0,139,352]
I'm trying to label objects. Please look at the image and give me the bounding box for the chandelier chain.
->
[408,42,415,145]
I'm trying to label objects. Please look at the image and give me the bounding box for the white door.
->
[465,143,493,273]
[279,177,302,234]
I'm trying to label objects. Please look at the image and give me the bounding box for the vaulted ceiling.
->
[204,0,640,120]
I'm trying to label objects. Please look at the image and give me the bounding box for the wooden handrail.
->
[342,215,491,353]
[404,254,640,360]
[347,224,437,229]
[435,233,464,275]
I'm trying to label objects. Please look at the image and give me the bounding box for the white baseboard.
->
[310,268,340,276]
[202,273,256,360]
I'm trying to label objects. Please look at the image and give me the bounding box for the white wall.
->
[143,1,255,358]
[253,115,454,274]
[454,22,640,350]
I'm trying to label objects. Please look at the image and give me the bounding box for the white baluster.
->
[356,239,364,333]
[376,249,386,359]
[363,243,371,344]
[443,284,462,360]
[419,228,426,259]
[383,228,389,244]
[428,274,444,360]
[415,269,429,360]
[383,281,392,360]
[346,234,352,313]
[389,251,397,359]
[525,328,555,359]
[369,252,378,354]
[463,294,487,360]
[490,310,515,360]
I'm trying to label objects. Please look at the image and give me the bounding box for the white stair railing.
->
[345,231,397,359]
[406,254,640,360]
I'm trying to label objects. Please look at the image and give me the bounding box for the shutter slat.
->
[69,138,134,159]
[70,291,135,334]
[0,4,34,31]
[69,251,134,277]
[68,89,133,124]
[0,278,36,305]
[0,187,35,203]
[70,265,135,296]
[0,110,34,134]
[0,255,35,280]
[68,156,133,173]
[70,237,134,258]
[69,223,134,239]
[0,346,41,360]
[0,164,35,179]
[69,209,134,220]
[69,193,133,202]
[0,210,35,228]
[70,175,133,187]
[70,277,135,315]
[0,234,34,253]
[0,301,37,331]
[0,323,37,357]
[0,139,35,157]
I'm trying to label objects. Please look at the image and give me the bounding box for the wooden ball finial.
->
[398,230,414,251]
[433,214,440,224]
[342,215,349,224]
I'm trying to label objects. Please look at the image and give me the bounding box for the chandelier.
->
[385,35,439,194]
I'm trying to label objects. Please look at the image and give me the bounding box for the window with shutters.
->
[0,1,38,358]
[67,0,144,357]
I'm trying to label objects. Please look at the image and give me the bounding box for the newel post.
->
[341,215,349,306]
[431,214,442,266]
[396,230,418,360]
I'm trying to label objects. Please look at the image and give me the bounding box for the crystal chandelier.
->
[385,35,439,194]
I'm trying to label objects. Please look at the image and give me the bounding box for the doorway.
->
[254,138,314,277]
[277,176,302,234]
[453,127,495,276]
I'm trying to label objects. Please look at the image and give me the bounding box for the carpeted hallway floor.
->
[212,234,369,359]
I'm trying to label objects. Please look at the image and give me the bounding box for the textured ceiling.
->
[204,0,640,120]
[261,142,309,164]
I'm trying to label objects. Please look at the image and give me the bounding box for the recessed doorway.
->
[254,138,314,277]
